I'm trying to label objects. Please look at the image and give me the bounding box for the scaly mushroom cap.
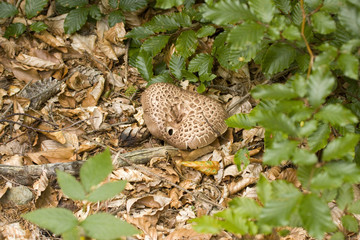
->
[141,83,228,150]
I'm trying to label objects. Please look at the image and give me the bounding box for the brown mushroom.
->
[141,83,228,150]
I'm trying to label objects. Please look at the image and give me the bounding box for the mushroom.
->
[141,83,228,150]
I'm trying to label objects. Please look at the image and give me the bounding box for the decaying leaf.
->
[181,161,220,176]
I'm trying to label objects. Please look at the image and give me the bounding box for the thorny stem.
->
[300,0,314,79]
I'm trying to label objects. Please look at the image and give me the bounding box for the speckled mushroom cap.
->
[141,83,228,150]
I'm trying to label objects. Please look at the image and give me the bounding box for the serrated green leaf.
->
[199,73,216,82]
[86,181,126,202]
[249,0,275,23]
[308,123,330,152]
[262,43,297,75]
[315,104,358,126]
[149,72,173,85]
[181,70,198,82]
[325,162,360,183]
[25,0,48,19]
[64,7,89,34]
[322,0,343,13]
[81,213,139,238]
[312,11,336,34]
[172,12,192,27]
[4,23,26,39]
[136,51,153,80]
[196,25,216,38]
[273,0,291,13]
[88,5,101,21]
[155,0,184,9]
[215,210,250,234]
[300,194,336,239]
[126,26,154,39]
[229,197,262,218]
[108,10,124,27]
[251,84,298,100]
[188,53,213,75]
[169,55,185,79]
[225,114,256,129]
[348,200,360,214]
[30,22,48,32]
[311,171,343,189]
[234,149,250,171]
[260,181,302,226]
[56,170,86,200]
[292,149,317,165]
[191,215,222,234]
[0,2,18,19]
[109,0,118,9]
[341,215,359,232]
[336,183,353,210]
[291,74,307,97]
[141,35,169,57]
[227,22,265,50]
[145,14,180,32]
[337,53,359,79]
[80,149,113,192]
[307,69,335,107]
[338,4,360,37]
[201,0,255,25]
[57,0,88,8]
[263,140,298,165]
[252,111,297,136]
[175,30,198,58]
[323,134,360,161]
[282,25,301,40]
[22,208,78,235]
[119,0,147,11]
[257,175,272,205]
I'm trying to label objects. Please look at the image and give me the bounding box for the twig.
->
[124,39,131,83]
[2,113,59,127]
[300,0,314,78]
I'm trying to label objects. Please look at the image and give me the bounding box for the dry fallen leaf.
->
[181,161,220,176]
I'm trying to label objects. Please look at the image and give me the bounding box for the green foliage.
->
[25,0,48,19]
[22,149,139,239]
[0,2,18,19]
[4,23,26,39]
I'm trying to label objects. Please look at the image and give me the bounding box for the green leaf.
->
[325,162,360,183]
[311,171,343,189]
[175,30,198,58]
[292,149,317,165]
[234,149,250,171]
[109,0,118,8]
[273,0,291,13]
[229,197,262,218]
[311,11,336,34]
[336,183,353,210]
[290,74,307,97]
[196,25,216,38]
[188,53,213,75]
[30,22,48,32]
[260,181,302,226]
[119,0,147,11]
[227,22,266,50]
[341,215,359,232]
[62,227,80,240]
[252,111,297,136]
[315,104,358,126]
[155,0,184,9]
[64,7,89,34]
[190,215,222,234]
[262,43,297,75]
[86,181,126,202]
[282,25,301,40]
[251,84,298,100]
[199,72,216,82]
[80,149,113,192]
[338,4,360,37]
[0,2,18,18]
[322,134,360,161]
[197,83,206,93]
[22,208,78,235]
[108,10,124,27]
[225,114,256,129]
[25,0,48,18]
[307,69,335,107]
[348,200,360,214]
[181,70,198,82]
[331,232,345,240]
[80,213,139,238]
[300,194,336,239]
[88,5,101,21]
[201,0,255,25]
[4,23,26,39]
[216,210,252,234]
[337,53,359,80]
[141,35,170,57]
[145,14,180,32]
[126,26,154,39]
[263,140,298,165]
[169,55,185,79]
[136,51,153,81]
[171,12,192,27]
[56,170,86,200]
[256,175,272,205]
[57,0,88,8]
[149,72,173,85]
[248,0,275,23]
[308,123,330,152]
